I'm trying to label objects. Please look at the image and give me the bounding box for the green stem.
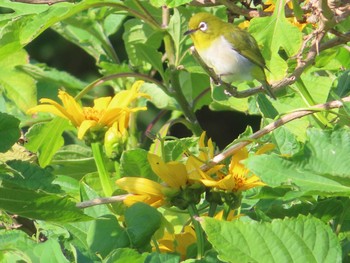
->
[91,142,114,197]
[223,203,231,221]
[169,67,203,136]
[75,72,169,101]
[208,203,217,217]
[188,204,205,259]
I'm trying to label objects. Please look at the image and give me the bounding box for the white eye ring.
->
[198,22,208,32]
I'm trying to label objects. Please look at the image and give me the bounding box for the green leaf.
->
[1,160,61,194]
[105,248,148,263]
[140,82,178,110]
[202,215,342,263]
[123,18,163,72]
[19,63,88,94]
[125,203,162,248]
[150,0,192,8]
[24,239,70,263]
[334,70,350,98]
[120,149,158,181]
[0,112,20,153]
[0,230,69,263]
[51,144,96,180]
[64,221,99,261]
[0,49,36,112]
[25,118,70,167]
[87,214,130,258]
[80,182,111,218]
[272,126,301,155]
[163,137,198,162]
[134,43,166,80]
[246,127,350,197]
[145,252,180,263]
[249,0,303,81]
[0,186,90,222]
[52,11,122,64]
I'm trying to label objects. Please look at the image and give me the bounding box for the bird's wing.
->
[224,26,267,70]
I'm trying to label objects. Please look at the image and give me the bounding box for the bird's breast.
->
[197,36,253,82]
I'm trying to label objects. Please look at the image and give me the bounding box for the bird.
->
[184,12,276,99]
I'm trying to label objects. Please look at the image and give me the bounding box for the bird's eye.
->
[198,22,208,31]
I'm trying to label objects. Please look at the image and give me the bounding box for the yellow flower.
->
[197,146,270,192]
[116,177,166,208]
[148,153,189,189]
[187,132,224,180]
[156,226,196,260]
[27,81,149,140]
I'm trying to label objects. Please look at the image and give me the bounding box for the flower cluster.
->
[27,81,149,144]
[116,132,270,211]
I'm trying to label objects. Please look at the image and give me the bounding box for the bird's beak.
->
[184,28,197,36]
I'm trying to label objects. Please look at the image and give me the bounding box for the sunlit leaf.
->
[0,112,20,153]
[247,127,350,196]
[202,215,341,263]
[25,118,70,167]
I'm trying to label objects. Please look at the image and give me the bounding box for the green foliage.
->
[202,215,342,263]
[247,128,350,197]
[26,118,71,167]
[0,112,20,153]
[1,0,349,261]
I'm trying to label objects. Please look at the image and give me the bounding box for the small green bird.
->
[184,12,276,99]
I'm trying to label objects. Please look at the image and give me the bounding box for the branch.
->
[201,95,350,170]
[76,195,129,208]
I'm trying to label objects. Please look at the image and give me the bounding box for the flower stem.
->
[188,204,205,259]
[91,142,113,197]
[208,203,217,217]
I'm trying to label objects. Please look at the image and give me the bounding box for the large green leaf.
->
[0,49,36,112]
[87,214,130,258]
[202,215,341,263]
[123,18,163,72]
[0,186,90,222]
[124,202,162,248]
[246,128,350,197]
[105,248,148,263]
[249,0,303,81]
[150,0,192,7]
[25,118,70,167]
[0,230,69,263]
[0,112,20,153]
[19,63,88,95]
[52,11,125,64]
[51,144,96,180]
[1,160,61,194]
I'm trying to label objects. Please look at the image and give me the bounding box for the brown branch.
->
[76,195,129,208]
[202,95,350,170]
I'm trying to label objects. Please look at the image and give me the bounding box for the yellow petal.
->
[256,143,275,155]
[58,91,85,125]
[124,194,164,207]
[26,104,70,120]
[108,81,150,109]
[148,153,187,188]
[116,177,165,196]
[77,120,98,139]
[93,96,112,111]
[98,108,127,126]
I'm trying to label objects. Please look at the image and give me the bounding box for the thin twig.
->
[76,195,129,208]
[201,95,350,170]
